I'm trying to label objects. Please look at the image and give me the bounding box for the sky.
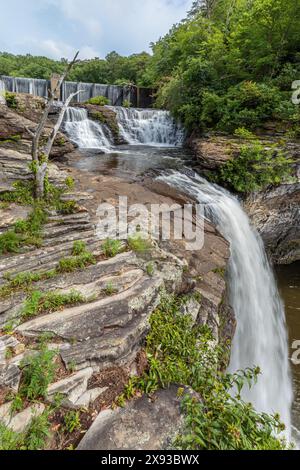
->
[0,0,194,60]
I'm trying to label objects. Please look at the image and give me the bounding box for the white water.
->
[161,171,293,437]
[0,79,5,104]
[113,107,184,147]
[63,103,294,440]
[64,107,112,152]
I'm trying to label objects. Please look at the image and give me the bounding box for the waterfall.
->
[64,107,112,152]
[113,107,184,147]
[0,79,5,104]
[1,75,132,106]
[1,76,49,98]
[160,170,293,437]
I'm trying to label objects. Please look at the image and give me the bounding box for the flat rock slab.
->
[0,363,21,391]
[0,402,45,433]
[47,368,93,409]
[77,385,187,450]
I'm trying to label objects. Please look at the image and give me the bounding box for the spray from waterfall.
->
[160,170,293,438]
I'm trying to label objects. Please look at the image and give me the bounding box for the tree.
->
[27,52,80,199]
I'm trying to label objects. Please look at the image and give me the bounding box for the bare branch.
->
[31,51,80,162]
[43,90,82,158]
[50,51,80,99]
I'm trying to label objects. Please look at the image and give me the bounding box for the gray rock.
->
[0,363,21,391]
[74,387,108,408]
[77,385,189,450]
[46,368,93,409]
[0,403,45,433]
[179,296,201,325]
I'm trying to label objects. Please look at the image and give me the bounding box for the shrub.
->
[64,411,81,434]
[102,238,122,258]
[86,95,110,106]
[23,410,51,450]
[128,235,152,253]
[220,141,294,193]
[72,240,87,256]
[4,92,18,109]
[122,99,132,108]
[0,230,21,255]
[20,343,58,400]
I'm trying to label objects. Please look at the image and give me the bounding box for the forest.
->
[1,0,300,134]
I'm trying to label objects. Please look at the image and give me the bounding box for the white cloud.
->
[0,0,193,59]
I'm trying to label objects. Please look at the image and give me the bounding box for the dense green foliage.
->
[2,1,299,134]
[117,293,288,450]
[0,50,151,86]
[145,0,300,132]
[219,138,294,192]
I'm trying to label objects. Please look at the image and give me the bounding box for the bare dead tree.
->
[27,51,80,199]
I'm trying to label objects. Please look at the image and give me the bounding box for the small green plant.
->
[23,410,51,450]
[4,92,18,109]
[0,409,52,450]
[72,240,87,256]
[5,347,14,360]
[103,282,118,296]
[234,127,256,140]
[146,262,154,276]
[58,251,96,273]
[64,411,81,434]
[0,423,22,450]
[64,176,75,190]
[21,289,86,320]
[128,235,152,253]
[0,230,21,255]
[122,99,132,108]
[102,238,122,258]
[86,95,110,106]
[10,394,24,414]
[19,343,58,401]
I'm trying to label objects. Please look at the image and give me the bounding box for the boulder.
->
[77,385,191,450]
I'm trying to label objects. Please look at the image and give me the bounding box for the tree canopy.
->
[1,0,300,133]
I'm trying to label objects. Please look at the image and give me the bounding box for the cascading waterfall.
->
[64,107,112,152]
[160,170,293,437]
[114,107,184,147]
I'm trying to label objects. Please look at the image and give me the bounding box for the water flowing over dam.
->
[0,75,154,107]
[64,106,184,149]
[160,171,293,437]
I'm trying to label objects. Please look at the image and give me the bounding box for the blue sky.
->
[0,0,193,59]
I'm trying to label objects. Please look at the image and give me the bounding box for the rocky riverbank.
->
[0,96,234,450]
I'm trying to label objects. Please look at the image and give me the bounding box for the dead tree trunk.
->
[29,51,80,199]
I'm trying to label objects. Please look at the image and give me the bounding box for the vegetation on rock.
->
[117,292,288,450]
